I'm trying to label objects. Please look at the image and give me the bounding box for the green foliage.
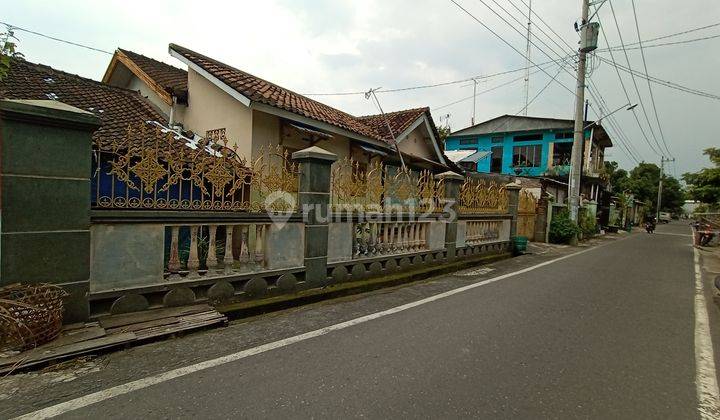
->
[549,209,581,244]
[579,210,598,237]
[603,161,630,192]
[0,29,23,81]
[683,148,720,207]
[437,125,451,148]
[605,161,684,214]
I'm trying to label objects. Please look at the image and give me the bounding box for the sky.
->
[3,0,719,176]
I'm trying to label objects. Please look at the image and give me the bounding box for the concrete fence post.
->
[436,171,465,261]
[534,192,551,243]
[506,182,522,240]
[0,100,100,322]
[292,146,337,287]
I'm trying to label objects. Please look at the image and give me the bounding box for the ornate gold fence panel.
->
[330,158,444,213]
[517,189,538,240]
[457,177,509,214]
[91,124,298,212]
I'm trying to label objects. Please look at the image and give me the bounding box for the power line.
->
[594,12,661,157]
[598,33,720,53]
[617,20,720,48]
[445,59,569,135]
[303,57,567,96]
[487,0,570,71]
[607,0,665,158]
[509,0,574,57]
[448,0,577,98]
[516,0,577,53]
[595,55,720,100]
[586,82,643,164]
[432,62,555,111]
[630,0,673,158]
[586,83,640,163]
[1,21,113,55]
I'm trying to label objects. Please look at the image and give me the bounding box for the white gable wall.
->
[182,68,253,159]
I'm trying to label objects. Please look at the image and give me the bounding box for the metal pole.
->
[472,79,477,125]
[569,0,590,222]
[656,157,664,221]
[523,0,532,115]
[656,156,675,220]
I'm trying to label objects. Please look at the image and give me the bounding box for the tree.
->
[0,29,22,81]
[437,125,451,149]
[603,161,684,214]
[683,148,720,210]
[602,161,629,193]
[623,162,684,214]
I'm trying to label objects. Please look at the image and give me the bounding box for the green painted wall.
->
[0,99,99,322]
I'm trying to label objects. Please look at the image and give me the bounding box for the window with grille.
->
[512,144,542,167]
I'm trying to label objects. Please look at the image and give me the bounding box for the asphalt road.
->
[14,222,720,419]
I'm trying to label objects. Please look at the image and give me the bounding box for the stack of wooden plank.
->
[0,304,226,374]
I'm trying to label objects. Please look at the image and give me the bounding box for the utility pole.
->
[656,156,675,220]
[472,78,478,125]
[569,0,598,223]
[522,0,532,115]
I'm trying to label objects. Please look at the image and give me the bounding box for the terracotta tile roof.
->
[358,107,429,140]
[170,43,430,144]
[0,58,166,147]
[118,48,188,95]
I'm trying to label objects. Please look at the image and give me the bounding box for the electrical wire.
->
[1,21,113,55]
[587,81,643,164]
[594,13,661,157]
[472,0,579,85]
[630,0,673,158]
[598,33,720,53]
[607,0,666,157]
[432,64,550,111]
[615,20,720,49]
[595,55,720,100]
[516,0,577,52]
[507,0,573,58]
[448,0,578,98]
[302,57,569,96]
[487,0,571,71]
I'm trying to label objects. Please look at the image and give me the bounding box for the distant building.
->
[445,114,613,204]
[445,115,611,176]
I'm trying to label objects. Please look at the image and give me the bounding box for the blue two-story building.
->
[445,115,612,179]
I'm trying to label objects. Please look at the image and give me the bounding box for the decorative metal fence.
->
[92,124,299,212]
[517,189,538,240]
[457,177,509,214]
[330,157,445,213]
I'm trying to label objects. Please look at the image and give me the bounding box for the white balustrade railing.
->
[166,223,268,278]
[353,221,429,258]
[465,220,502,245]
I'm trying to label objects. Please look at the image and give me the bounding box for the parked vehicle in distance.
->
[659,212,671,223]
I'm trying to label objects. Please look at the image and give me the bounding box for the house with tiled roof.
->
[102,44,449,171]
[0,57,166,148]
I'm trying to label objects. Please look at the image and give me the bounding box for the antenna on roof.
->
[365,87,407,170]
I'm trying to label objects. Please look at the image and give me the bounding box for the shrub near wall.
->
[579,211,598,238]
[549,209,581,244]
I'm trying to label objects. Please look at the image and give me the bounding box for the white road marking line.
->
[14,238,624,420]
[693,247,720,419]
[654,232,693,237]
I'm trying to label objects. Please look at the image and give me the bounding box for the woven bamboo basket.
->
[0,283,68,352]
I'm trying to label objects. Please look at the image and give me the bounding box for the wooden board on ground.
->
[98,304,213,329]
[105,317,180,335]
[0,333,136,374]
[2,304,227,374]
[42,326,107,349]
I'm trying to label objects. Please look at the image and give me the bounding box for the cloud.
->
[4,0,719,174]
